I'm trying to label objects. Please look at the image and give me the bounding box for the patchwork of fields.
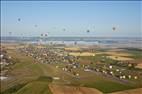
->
[1,44,142,94]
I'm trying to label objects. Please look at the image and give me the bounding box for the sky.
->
[1,1,142,37]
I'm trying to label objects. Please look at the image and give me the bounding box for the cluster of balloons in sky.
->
[8,18,117,37]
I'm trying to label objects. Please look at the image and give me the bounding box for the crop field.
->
[65,47,81,51]
[106,56,133,61]
[69,52,95,56]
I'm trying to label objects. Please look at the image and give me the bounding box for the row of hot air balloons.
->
[85,27,116,33]
[18,18,117,33]
[41,33,48,37]
[60,27,116,33]
[8,18,117,37]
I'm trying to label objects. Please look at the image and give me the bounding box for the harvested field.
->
[107,56,133,61]
[36,45,46,48]
[97,52,132,57]
[69,52,95,56]
[111,88,142,94]
[135,63,142,69]
[49,84,103,94]
[65,47,81,51]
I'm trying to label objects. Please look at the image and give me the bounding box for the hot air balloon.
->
[74,41,77,45]
[41,34,43,36]
[9,32,12,36]
[34,25,38,27]
[45,33,48,37]
[18,18,21,22]
[86,30,90,33]
[63,28,66,31]
[112,27,116,31]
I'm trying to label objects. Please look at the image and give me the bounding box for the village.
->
[18,44,142,83]
[0,46,14,80]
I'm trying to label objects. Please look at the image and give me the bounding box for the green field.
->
[1,76,53,94]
